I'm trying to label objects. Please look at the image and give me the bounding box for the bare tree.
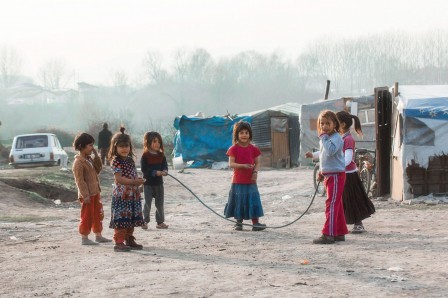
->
[142,50,166,84]
[38,58,72,90]
[0,45,22,88]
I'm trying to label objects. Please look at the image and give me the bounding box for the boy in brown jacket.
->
[72,133,112,245]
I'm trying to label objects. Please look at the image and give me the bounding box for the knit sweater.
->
[140,151,168,185]
[72,154,102,199]
[318,132,345,174]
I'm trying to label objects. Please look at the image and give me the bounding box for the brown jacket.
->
[72,154,102,199]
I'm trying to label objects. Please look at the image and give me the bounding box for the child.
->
[224,121,266,231]
[108,127,146,252]
[140,131,169,230]
[305,110,348,244]
[336,110,375,234]
[72,132,112,245]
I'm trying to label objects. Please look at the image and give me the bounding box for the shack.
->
[390,85,448,200]
[299,96,375,165]
[241,103,301,168]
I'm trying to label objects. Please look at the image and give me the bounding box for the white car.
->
[9,133,68,168]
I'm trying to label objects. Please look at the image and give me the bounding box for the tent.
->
[172,114,251,168]
[391,85,448,200]
[172,103,301,169]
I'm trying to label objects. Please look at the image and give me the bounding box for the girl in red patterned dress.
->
[108,127,145,252]
[224,121,266,231]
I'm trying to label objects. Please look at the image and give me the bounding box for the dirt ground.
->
[0,165,447,297]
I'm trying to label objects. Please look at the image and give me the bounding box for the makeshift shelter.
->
[172,103,301,169]
[299,96,375,165]
[390,85,448,201]
[241,103,301,168]
[172,114,250,168]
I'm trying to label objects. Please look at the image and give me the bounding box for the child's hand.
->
[242,164,254,169]
[162,170,168,176]
[251,171,258,181]
[80,196,91,204]
[134,177,145,186]
[305,151,313,158]
[317,172,324,182]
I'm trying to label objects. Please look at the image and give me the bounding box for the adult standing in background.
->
[98,123,112,165]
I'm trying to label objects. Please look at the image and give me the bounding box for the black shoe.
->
[252,223,266,231]
[351,224,365,234]
[114,243,131,252]
[233,221,243,231]
[125,236,143,250]
[334,235,345,241]
[313,234,335,244]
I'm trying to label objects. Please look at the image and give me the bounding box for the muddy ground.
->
[0,165,447,297]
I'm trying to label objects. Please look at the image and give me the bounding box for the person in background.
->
[224,121,266,231]
[305,110,348,244]
[140,131,169,230]
[108,127,145,252]
[72,132,112,245]
[98,122,112,165]
[336,110,375,234]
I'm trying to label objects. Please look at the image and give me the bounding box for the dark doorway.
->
[375,87,392,196]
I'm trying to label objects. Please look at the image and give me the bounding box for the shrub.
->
[34,128,75,147]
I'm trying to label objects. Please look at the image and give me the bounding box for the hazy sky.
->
[1,0,447,85]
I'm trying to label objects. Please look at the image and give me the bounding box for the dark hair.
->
[103,123,108,129]
[108,126,135,162]
[232,121,253,145]
[336,110,363,137]
[73,133,95,151]
[317,110,340,135]
[143,131,164,153]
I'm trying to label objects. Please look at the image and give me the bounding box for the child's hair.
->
[336,110,363,137]
[108,126,135,161]
[233,121,253,144]
[317,110,340,135]
[143,131,164,153]
[73,133,94,151]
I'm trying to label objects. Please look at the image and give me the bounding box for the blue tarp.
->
[173,115,252,167]
[403,98,448,120]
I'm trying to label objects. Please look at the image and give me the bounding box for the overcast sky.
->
[1,0,447,85]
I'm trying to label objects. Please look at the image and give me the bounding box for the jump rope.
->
[167,173,321,230]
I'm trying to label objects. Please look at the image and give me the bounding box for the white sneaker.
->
[351,224,365,234]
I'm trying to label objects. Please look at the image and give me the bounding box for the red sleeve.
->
[251,144,261,158]
[226,145,236,157]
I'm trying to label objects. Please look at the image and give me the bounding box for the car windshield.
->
[16,135,49,149]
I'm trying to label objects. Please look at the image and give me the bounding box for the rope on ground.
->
[168,173,321,229]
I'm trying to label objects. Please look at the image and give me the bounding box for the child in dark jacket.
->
[140,131,169,230]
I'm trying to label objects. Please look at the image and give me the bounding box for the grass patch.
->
[25,191,54,204]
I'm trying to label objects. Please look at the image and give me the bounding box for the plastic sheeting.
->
[172,115,252,167]
[395,85,448,169]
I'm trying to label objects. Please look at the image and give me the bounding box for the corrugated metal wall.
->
[250,111,301,168]
[252,113,271,148]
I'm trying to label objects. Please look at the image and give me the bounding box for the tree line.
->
[1,29,447,138]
